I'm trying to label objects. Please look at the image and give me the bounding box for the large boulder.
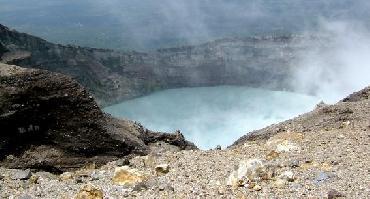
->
[0,63,196,172]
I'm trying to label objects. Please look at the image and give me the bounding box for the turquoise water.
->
[104,86,320,149]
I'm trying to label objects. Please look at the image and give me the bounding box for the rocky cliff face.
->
[0,24,321,106]
[0,63,196,172]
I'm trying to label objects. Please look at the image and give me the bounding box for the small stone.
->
[29,175,39,184]
[274,179,287,188]
[60,172,74,181]
[279,171,295,182]
[75,184,104,199]
[11,169,32,180]
[215,145,222,150]
[331,160,340,166]
[328,189,345,199]
[266,150,280,160]
[253,184,262,191]
[90,172,101,181]
[132,182,148,192]
[159,184,174,192]
[155,164,170,175]
[314,171,333,184]
[290,160,300,168]
[289,183,303,190]
[116,159,130,167]
[75,177,84,184]
[112,166,145,186]
[276,140,300,152]
[227,159,267,187]
[19,194,33,199]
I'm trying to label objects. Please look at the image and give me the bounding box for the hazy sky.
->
[1,0,369,50]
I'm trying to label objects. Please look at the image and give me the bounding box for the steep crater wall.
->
[0,24,323,106]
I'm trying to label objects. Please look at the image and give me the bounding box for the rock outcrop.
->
[0,63,196,172]
[0,23,323,106]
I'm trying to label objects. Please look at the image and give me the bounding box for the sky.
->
[1,0,369,50]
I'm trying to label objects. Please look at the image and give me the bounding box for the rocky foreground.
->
[0,63,369,198]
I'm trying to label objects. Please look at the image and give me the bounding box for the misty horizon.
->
[1,0,370,50]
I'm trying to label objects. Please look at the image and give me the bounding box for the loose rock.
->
[112,166,145,186]
[328,189,345,199]
[227,159,268,187]
[75,184,104,199]
[155,164,170,175]
[11,169,32,180]
[279,170,295,182]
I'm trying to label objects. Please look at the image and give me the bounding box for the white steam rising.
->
[292,21,370,103]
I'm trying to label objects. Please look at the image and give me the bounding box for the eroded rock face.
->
[0,23,322,106]
[0,63,196,171]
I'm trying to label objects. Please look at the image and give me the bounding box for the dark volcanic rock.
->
[342,86,370,102]
[0,42,7,58]
[0,63,196,171]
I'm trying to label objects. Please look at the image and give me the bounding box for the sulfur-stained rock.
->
[59,172,74,181]
[112,166,145,186]
[266,150,280,160]
[75,184,104,199]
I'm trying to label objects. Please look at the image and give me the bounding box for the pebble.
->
[227,159,267,187]
[274,179,287,188]
[132,182,149,192]
[116,159,130,167]
[328,189,345,199]
[155,164,170,175]
[158,184,175,192]
[18,194,33,199]
[11,169,32,180]
[279,171,295,182]
[253,184,262,191]
[276,141,300,152]
[314,171,333,184]
[289,160,300,168]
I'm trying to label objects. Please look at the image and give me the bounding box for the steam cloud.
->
[292,20,370,103]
